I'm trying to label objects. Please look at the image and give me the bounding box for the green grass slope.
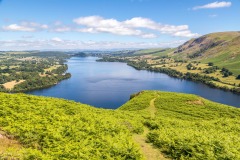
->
[174,31,240,75]
[1,91,240,159]
[133,48,171,56]
[0,93,143,159]
[119,91,240,159]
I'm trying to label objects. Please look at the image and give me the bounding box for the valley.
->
[1,0,240,159]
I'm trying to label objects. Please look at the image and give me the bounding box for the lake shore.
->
[28,57,240,108]
[97,56,240,95]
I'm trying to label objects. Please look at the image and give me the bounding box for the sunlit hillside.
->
[1,91,240,159]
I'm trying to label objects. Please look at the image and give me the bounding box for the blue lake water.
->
[27,57,240,109]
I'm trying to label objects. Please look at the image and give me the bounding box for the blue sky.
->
[0,0,239,50]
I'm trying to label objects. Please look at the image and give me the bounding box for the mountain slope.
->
[174,31,240,74]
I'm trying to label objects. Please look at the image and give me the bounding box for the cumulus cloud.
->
[73,16,157,38]
[0,39,185,50]
[1,16,199,38]
[73,16,199,38]
[172,30,200,38]
[2,22,48,32]
[193,1,232,10]
[124,17,199,37]
[51,37,63,42]
[2,24,36,32]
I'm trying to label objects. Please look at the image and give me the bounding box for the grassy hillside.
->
[1,91,240,159]
[0,93,143,159]
[174,31,240,75]
[132,48,171,56]
[129,32,240,75]
[119,91,240,159]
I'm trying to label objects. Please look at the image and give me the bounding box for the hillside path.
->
[149,98,157,118]
[133,97,168,160]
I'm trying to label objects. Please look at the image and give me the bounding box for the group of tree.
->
[0,53,71,92]
[221,67,233,77]
[186,63,197,70]
[203,66,219,74]
[236,75,240,79]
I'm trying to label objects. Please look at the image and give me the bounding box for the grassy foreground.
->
[0,91,240,159]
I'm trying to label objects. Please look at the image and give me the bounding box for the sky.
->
[0,0,239,50]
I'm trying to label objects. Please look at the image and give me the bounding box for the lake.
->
[27,57,240,109]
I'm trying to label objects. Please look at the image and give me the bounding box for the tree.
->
[186,63,193,70]
[208,62,214,66]
[221,68,233,77]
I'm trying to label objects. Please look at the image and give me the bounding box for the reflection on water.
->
[27,57,240,109]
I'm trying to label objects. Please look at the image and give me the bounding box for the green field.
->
[1,91,240,159]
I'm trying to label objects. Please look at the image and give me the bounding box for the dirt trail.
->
[149,98,157,118]
[133,97,168,160]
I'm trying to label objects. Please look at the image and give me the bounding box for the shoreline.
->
[97,57,240,95]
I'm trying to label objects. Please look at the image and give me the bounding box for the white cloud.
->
[73,16,156,38]
[193,1,231,10]
[141,33,157,39]
[76,28,98,33]
[41,24,49,29]
[1,16,199,39]
[74,16,119,28]
[73,16,199,38]
[51,37,63,42]
[0,39,185,50]
[2,24,36,32]
[2,22,49,32]
[123,17,197,37]
[172,30,200,38]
